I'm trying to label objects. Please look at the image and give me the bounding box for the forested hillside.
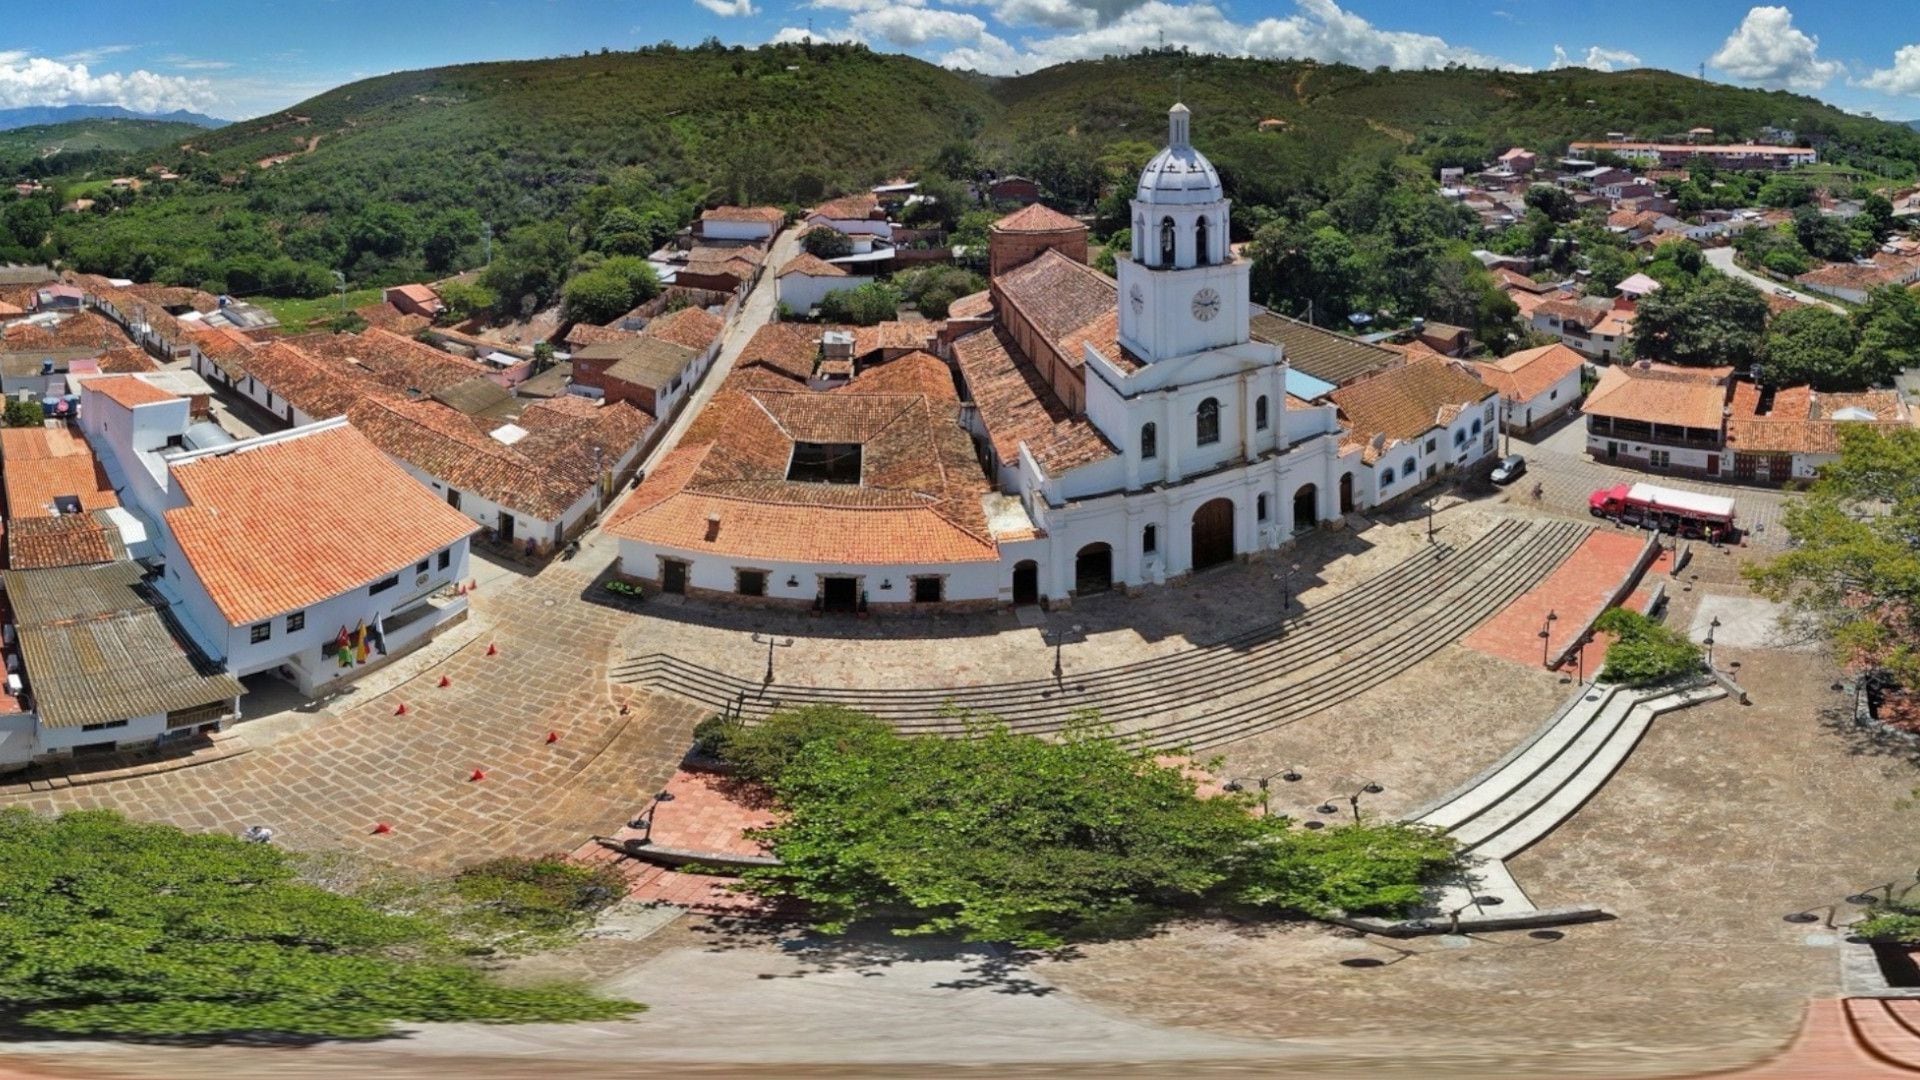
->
[6,43,1918,314]
[0,120,206,176]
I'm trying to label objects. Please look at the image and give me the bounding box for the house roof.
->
[185,325,257,380]
[737,322,821,382]
[0,310,130,355]
[991,204,1084,234]
[564,322,634,349]
[993,248,1114,371]
[779,253,850,279]
[1724,382,1912,456]
[1616,272,1663,295]
[948,290,994,319]
[1330,356,1497,446]
[3,561,241,729]
[354,301,433,336]
[1248,311,1402,386]
[83,374,177,409]
[1493,268,1556,294]
[164,424,479,626]
[388,284,441,306]
[0,425,116,521]
[290,328,492,396]
[579,335,698,391]
[701,205,785,227]
[951,324,1115,476]
[6,512,126,570]
[1583,363,1730,430]
[607,364,995,566]
[811,192,882,221]
[94,346,161,374]
[643,306,724,353]
[1472,343,1586,404]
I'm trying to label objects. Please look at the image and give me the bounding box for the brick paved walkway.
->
[1463,531,1665,669]
[0,564,705,871]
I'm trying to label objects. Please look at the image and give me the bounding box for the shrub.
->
[3,399,44,428]
[733,708,1460,947]
[452,856,627,937]
[1856,900,1920,944]
[1594,607,1703,686]
[0,810,639,1039]
[801,226,853,259]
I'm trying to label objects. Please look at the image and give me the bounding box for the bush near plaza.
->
[1856,900,1920,945]
[800,226,854,259]
[818,282,900,325]
[1593,608,1705,686]
[707,706,1460,948]
[1746,425,1920,691]
[0,810,640,1040]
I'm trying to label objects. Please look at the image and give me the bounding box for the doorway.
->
[661,559,688,595]
[498,512,515,544]
[822,576,859,612]
[1338,473,1355,515]
[1292,484,1319,532]
[1073,543,1113,596]
[1190,498,1235,571]
[1011,560,1039,605]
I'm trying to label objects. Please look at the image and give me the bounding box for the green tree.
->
[801,226,853,259]
[4,198,52,249]
[715,708,1459,947]
[421,209,482,272]
[0,810,638,1039]
[1793,206,1859,262]
[345,202,417,262]
[1592,608,1704,686]
[1631,275,1770,368]
[562,255,660,324]
[3,399,44,428]
[1764,305,1862,389]
[1862,193,1896,241]
[1746,426,1920,690]
[817,281,900,325]
[482,221,576,316]
[1852,284,1920,383]
[895,265,984,318]
[1523,184,1577,223]
[436,279,496,322]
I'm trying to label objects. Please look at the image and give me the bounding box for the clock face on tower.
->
[1191,287,1221,322]
[1129,284,1144,314]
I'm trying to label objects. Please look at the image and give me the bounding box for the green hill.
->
[14,44,1920,302]
[0,118,205,169]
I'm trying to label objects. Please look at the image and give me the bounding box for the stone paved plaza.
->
[2,469,1910,1079]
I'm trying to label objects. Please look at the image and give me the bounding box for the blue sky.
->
[10,1,1920,121]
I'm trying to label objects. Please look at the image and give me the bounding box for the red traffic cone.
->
[394,702,409,716]
[470,768,486,782]
[372,822,393,834]
[486,642,498,656]
[438,674,451,688]
[546,730,559,744]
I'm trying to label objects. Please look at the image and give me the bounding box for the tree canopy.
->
[1746,426,1920,690]
[712,706,1460,948]
[1631,274,1770,369]
[0,810,638,1040]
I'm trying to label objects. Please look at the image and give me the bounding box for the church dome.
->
[1135,104,1222,206]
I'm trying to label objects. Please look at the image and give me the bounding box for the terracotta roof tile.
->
[811,192,882,221]
[6,512,124,570]
[643,306,724,353]
[94,346,160,374]
[185,325,257,379]
[993,248,1113,370]
[564,322,634,348]
[736,323,820,383]
[701,205,786,226]
[165,425,478,625]
[951,325,1115,475]
[1472,343,1586,404]
[1248,312,1402,386]
[1329,356,1497,444]
[1582,363,1729,430]
[992,204,1084,233]
[83,374,176,409]
[779,253,850,279]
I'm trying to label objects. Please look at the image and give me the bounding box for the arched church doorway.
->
[1293,484,1319,532]
[1339,472,1355,515]
[1011,560,1039,606]
[1191,498,1235,571]
[1074,543,1113,596]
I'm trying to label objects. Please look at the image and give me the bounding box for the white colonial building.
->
[613,106,1491,610]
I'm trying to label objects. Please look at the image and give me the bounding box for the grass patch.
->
[244,286,384,330]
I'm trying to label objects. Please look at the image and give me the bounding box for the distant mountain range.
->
[0,105,226,132]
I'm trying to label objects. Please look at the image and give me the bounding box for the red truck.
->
[1588,482,1737,540]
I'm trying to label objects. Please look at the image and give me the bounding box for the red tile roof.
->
[1724,382,1912,455]
[779,253,850,279]
[701,206,785,227]
[950,325,1115,475]
[993,247,1114,371]
[1583,363,1729,429]
[94,346,161,374]
[1329,356,1497,445]
[992,204,1083,234]
[165,424,478,625]
[737,323,820,383]
[1472,343,1586,404]
[0,425,123,567]
[82,374,176,409]
[811,192,882,221]
[643,306,724,353]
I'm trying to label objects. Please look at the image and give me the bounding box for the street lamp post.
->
[1316,780,1384,824]
[331,270,347,316]
[1277,563,1302,617]
[1223,767,1304,816]
[750,632,794,688]
[632,790,675,845]
[1043,623,1084,687]
[1705,616,1721,670]
[1539,609,1559,668]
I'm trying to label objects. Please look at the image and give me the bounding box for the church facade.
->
[613,105,1378,610]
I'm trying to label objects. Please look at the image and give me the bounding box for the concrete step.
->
[1449,693,1641,851]
[1416,685,1627,832]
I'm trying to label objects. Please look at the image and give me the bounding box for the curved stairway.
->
[1410,680,1726,919]
[1845,998,1920,1073]
[615,519,1591,750]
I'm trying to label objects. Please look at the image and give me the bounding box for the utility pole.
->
[331,270,346,315]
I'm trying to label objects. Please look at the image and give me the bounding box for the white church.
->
[612,105,1491,609]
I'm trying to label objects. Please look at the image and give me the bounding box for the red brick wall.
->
[989,228,1089,278]
[602,373,659,417]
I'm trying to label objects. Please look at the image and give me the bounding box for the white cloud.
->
[693,0,757,15]
[852,6,993,47]
[59,45,136,65]
[939,1,1523,76]
[1710,6,1840,90]
[1549,45,1641,73]
[771,25,867,45]
[0,53,214,113]
[1861,43,1920,97]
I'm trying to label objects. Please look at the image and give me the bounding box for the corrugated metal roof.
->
[3,562,241,728]
[1249,311,1402,387]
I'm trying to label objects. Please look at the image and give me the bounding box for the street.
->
[1704,245,1842,313]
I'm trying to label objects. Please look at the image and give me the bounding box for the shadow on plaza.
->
[682,916,1073,997]
[1819,691,1920,769]
[574,520,1401,655]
